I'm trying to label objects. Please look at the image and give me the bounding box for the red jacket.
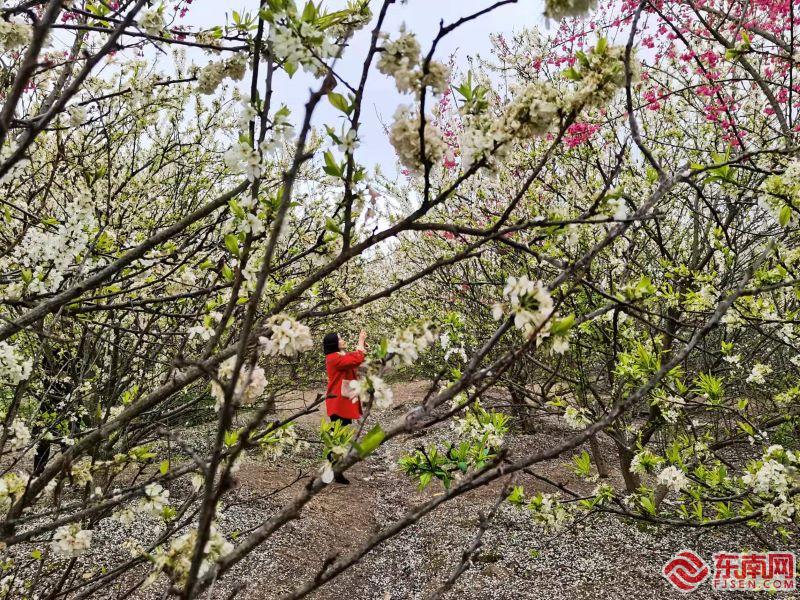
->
[325,350,365,420]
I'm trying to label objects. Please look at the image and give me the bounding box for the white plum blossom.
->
[224,141,262,181]
[68,105,87,127]
[386,322,437,366]
[196,54,248,95]
[0,472,28,512]
[51,523,93,558]
[148,525,232,586]
[0,341,32,385]
[5,189,98,296]
[210,357,268,411]
[260,314,314,357]
[742,459,790,496]
[0,20,31,49]
[139,483,170,518]
[138,8,164,37]
[344,375,394,409]
[461,82,560,170]
[377,26,421,93]
[657,465,690,493]
[746,363,773,385]
[389,105,446,173]
[268,18,340,77]
[763,501,796,524]
[528,492,573,532]
[551,335,570,355]
[3,419,31,450]
[606,197,628,221]
[493,275,555,338]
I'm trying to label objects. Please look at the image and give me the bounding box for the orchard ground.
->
[42,381,769,600]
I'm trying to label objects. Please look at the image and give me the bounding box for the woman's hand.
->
[357,329,367,351]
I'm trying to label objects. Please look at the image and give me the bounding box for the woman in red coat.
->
[323,329,366,484]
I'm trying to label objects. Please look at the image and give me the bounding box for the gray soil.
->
[12,381,794,599]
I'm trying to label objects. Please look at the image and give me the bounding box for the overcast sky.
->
[179,1,547,175]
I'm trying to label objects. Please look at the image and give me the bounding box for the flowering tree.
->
[0,0,798,598]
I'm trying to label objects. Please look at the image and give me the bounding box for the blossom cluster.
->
[377,26,450,96]
[139,7,165,37]
[657,465,690,494]
[4,189,99,296]
[453,404,509,449]
[147,525,232,586]
[460,82,560,170]
[224,108,294,181]
[527,491,573,532]
[492,275,555,339]
[210,356,268,411]
[51,523,93,558]
[388,105,447,173]
[742,445,799,524]
[0,20,32,50]
[259,422,308,459]
[0,341,32,386]
[196,54,247,95]
[345,374,394,409]
[0,471,28,512]
[746,363,773,385]
[259,314,314,357]
[268,7,349,78]
[386,321,438,367]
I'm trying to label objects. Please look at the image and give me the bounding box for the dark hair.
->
[323,332,340,355]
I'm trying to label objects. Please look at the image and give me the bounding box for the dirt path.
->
[68,380,782,599]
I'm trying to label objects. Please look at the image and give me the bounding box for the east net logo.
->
[663,550,796,593]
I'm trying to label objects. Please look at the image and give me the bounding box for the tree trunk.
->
[589,434,609,478]
[617,446,641,493]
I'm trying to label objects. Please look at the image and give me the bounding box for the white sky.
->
[181,1,547,174]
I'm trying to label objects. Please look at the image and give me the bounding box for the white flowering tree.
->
[0,0,798,598]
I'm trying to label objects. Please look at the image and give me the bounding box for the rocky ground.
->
[11,381,796,599]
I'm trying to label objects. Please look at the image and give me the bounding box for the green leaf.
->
[737,421,755,436]
[562,66,582,81]
[224,430,240,447]
[323,150,342,177]
[572,450,592,478]
[229,199,246,219]
[325,216,341,234]
[551,313,575,336]
[31,549,42,560]
[224,234,240,256]
[779,204,792,227]
[301,0,317,21]
[284,61,298,77]
[419,471,433,490]
[221,264,234,282]
[327,92,350,114]
[355,424,385,457]
[596,37,608,54]
[159,459,169,475]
